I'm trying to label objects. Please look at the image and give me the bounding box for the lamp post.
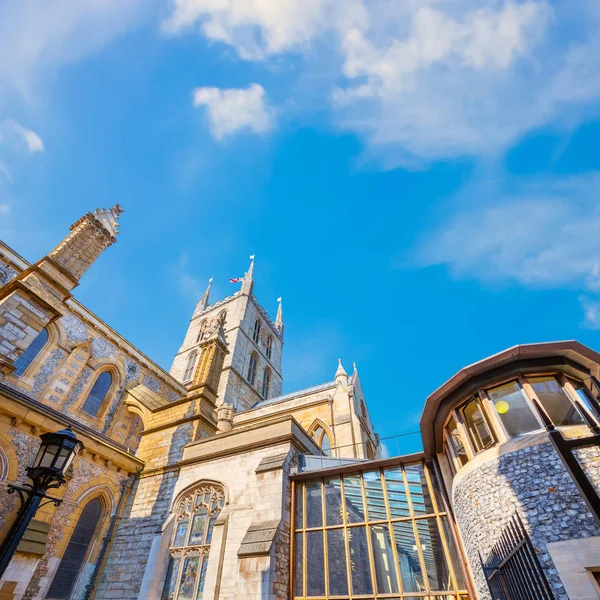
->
[0,426,83,578]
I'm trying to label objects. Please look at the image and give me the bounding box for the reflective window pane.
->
[440,517,466,590]
[306,531,325,596]
[343,475,365,523]
[306,481,323,528]
[392,522,425,593]
[324,477,343,526]
[573,382,600,418]
[370,524,399,594]
[529,376,586,427]
[327,528,349,596]
[416,518,452,591]
[488,381,540,437]
[364,470,387,521]
[384,468,410,518]
[460,397,494,452]
[446,417,468,466]
[405,464,434,515]
[349,526,373,595]
[294,532,303,597]
[295,483,304,530]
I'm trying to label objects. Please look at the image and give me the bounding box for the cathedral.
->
[0,206,599,600]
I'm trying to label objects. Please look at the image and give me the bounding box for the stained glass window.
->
[161,484,225,600]
[292,461,467,599]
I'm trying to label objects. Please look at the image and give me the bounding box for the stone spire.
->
[196,277,213,312]
[335,358,348,386]
[241,255,255,295]
[275,296,284,336]
[48,204,124,285]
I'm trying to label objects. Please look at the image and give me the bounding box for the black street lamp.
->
[0,426,83,578]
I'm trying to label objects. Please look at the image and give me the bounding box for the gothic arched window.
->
[310,423,333,456]
[161,484,225,600]
[81,371,113,417]
[184,352,198,381]
[265,335,273,359]
[12,328,49,375]
[261,368,271,399]
[47,497,103,599]
[247,353,258,386]
[252,319,261,343]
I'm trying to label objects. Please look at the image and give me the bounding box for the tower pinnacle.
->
[275,297,284,336]
[241,255,255,295]
[335,358,348,386]
[196,277,213,312]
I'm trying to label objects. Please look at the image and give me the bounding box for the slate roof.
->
[251,381,336,410]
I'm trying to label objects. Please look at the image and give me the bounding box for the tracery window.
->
[265,335,273,359]
[184,352,198,381]
[12,327,49,375]
[161,484,225,600]
[81,371,113,417]
[261,368,271,399]
[310,423,332,457]
[252,319,261,343]
[247,353,258,386]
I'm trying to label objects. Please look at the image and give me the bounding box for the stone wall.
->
[453,441,600,600]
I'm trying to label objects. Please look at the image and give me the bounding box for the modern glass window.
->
[487,380,540,437]
[261,368,271,398]
[47,498,103,599]
[528,375,586,427]
[459,396,494,453]
[293,461,467,599]
[184,352,198,381]
[571,380,600,418]
[12,328,48,375]
[265,335,273,359]
[252,319,261,343]
[81,371,113,417]
[161,484,224,600]
[247,353,258,385]
[310,424,333,456]
[445,416,468,467]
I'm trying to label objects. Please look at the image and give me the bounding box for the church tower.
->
[170,257,283,411]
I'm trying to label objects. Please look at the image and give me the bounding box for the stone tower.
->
[170,257,283,411]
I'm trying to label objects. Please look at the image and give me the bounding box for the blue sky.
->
[1,0,600,455]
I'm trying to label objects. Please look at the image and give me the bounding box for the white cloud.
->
[0,163,12,183]
[0,0,148,100]
[581,296,600,329]
[193,84,273,140]
[171,252,204,299]
[413,172,600,326]
[165,0,600,167]
[2,120,44,153]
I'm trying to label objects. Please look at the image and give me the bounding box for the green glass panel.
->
[364,470,387,521]
[348,525,373,595]
[370,524,399,594]
[306,531,325,596]
[306,481,323,528]
[324,477,343,526]
[178,555,199,600]
[384,468,410,518]
[326,528,348,596]
[343,475,365,523]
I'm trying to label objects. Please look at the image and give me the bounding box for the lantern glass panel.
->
[55,446,72,472]
[39,444,60,469]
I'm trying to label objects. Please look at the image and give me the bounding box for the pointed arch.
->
[11,321,59,376]
[247,352,258,386]
[261,367,271,399]
[81,370,113,417]
[184,351,198,381]
[307,419,334,456]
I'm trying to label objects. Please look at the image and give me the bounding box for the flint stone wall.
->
[453,441,600,600]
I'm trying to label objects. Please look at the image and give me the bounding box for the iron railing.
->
[480,513,553,600]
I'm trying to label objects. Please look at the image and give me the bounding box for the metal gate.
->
[480,513,554,600]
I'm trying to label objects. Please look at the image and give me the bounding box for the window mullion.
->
[478,386,510,443]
